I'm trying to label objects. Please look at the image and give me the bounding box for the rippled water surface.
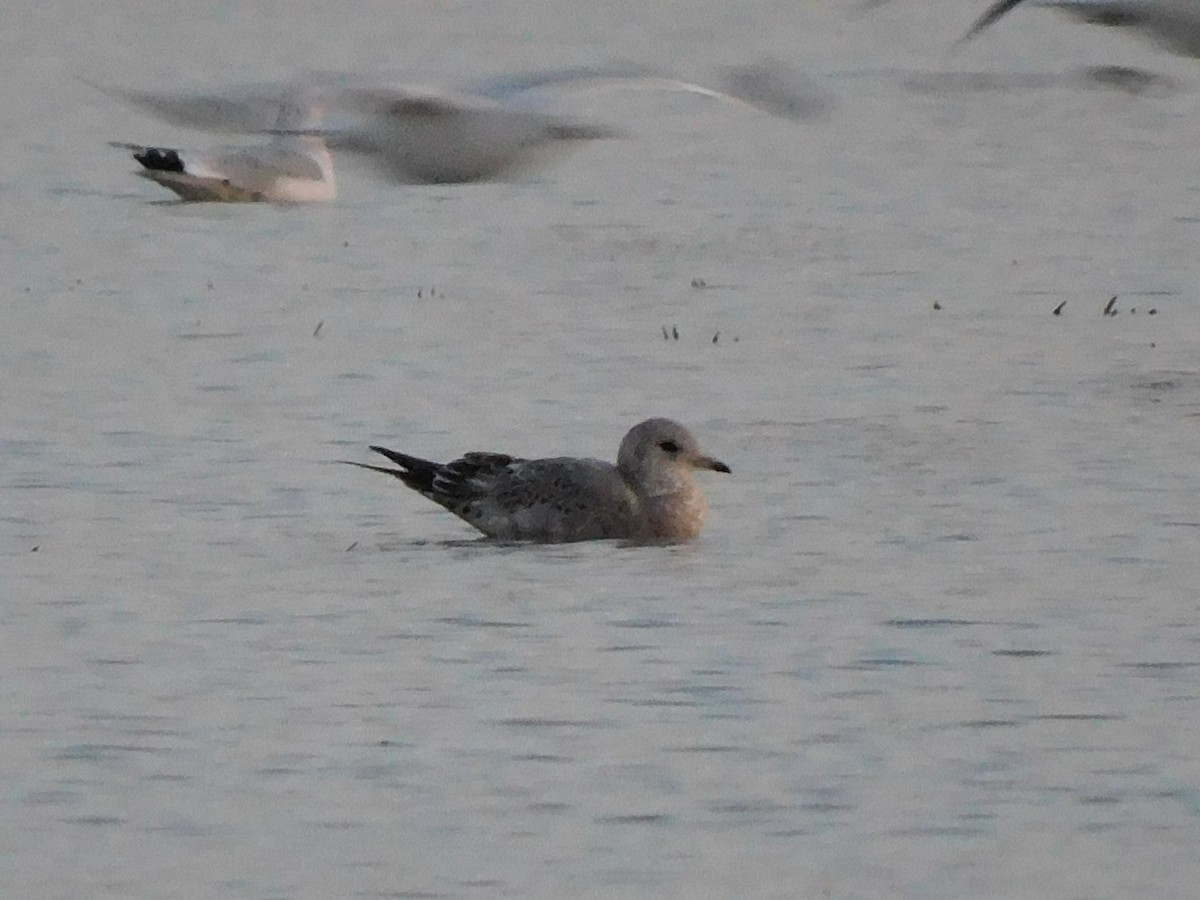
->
[4,1,1200,897]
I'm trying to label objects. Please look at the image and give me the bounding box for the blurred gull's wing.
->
[81,77,316,132]
[470,60,830,120]
[719,60,833,120]
[91,62,827,188]
[962,0,1200,57]
[272,85,616,184]
[961,0,1036,41]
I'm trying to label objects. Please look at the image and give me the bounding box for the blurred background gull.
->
[962,0,1200,57]
[90,61,832,200]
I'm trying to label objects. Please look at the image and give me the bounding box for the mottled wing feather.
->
[433,455,637,540]
[433,453,520,502]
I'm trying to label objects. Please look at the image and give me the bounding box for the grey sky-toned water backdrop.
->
[4,1,1200,897]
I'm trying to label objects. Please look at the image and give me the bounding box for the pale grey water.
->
[4,1,1200,898]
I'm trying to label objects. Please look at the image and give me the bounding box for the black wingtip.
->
[352,445,441,494]
[960,0,1030,44]
[133,147,185,173]
[368,445,417,468]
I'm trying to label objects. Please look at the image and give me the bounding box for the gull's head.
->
[618,418,730,493]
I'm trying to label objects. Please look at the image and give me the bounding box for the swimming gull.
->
[962,0,1200,58]
[345,417,731,543]
[92,62,824,192]
[103,85,336,202]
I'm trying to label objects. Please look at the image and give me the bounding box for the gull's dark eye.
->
[658,440,680,454]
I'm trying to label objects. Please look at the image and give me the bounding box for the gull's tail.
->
[343,446,442,495]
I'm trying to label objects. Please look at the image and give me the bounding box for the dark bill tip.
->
[703,457,731,474]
